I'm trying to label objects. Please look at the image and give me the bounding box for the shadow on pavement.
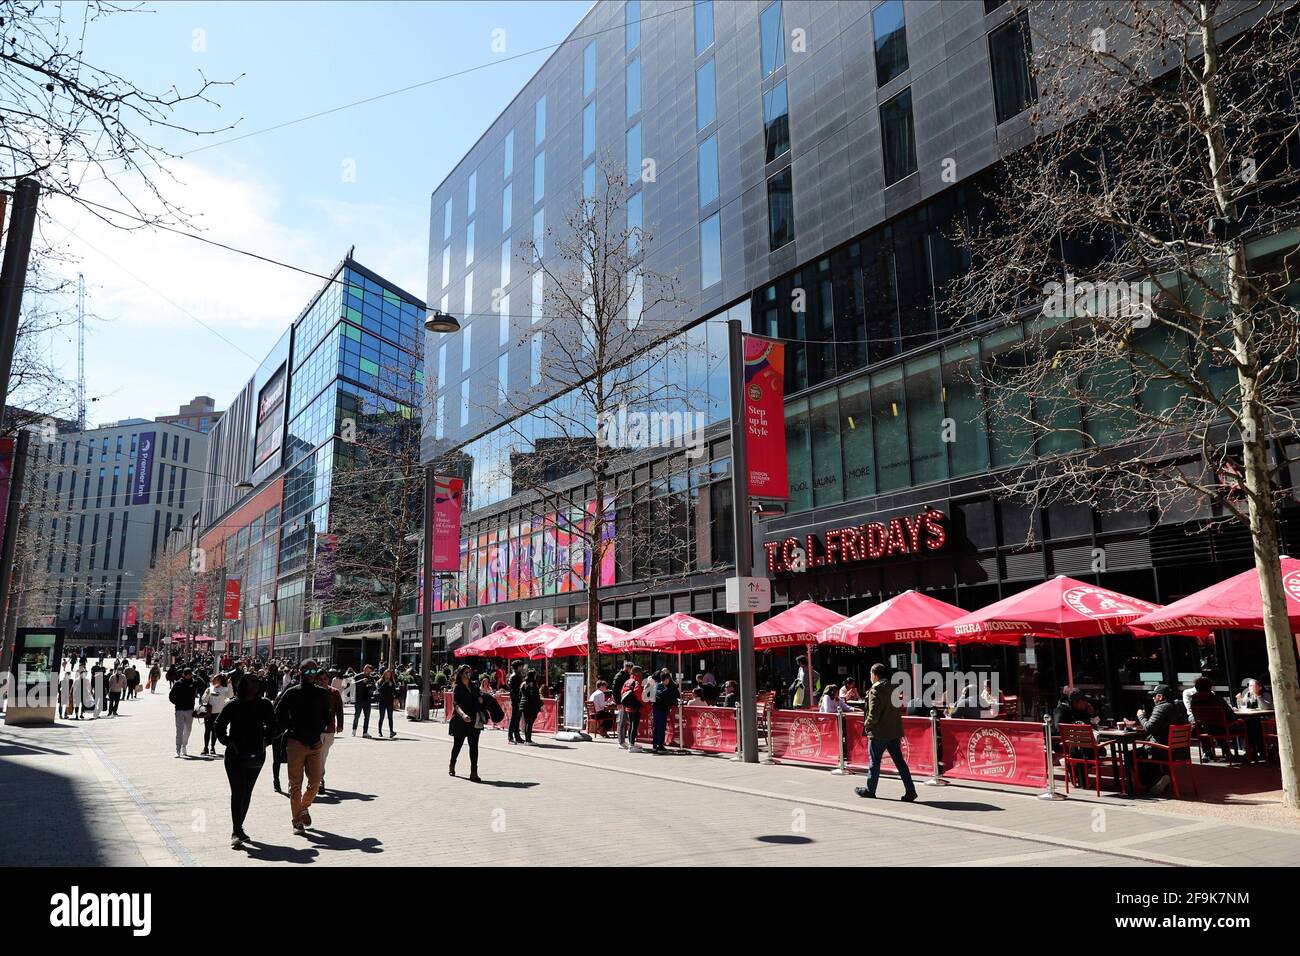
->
[474,779,539,788]
[912,801,1004,812]
[306,829,383,854]
[0,754,106,865]
[241,841,320,864]
[755,835,814,845]
[312,789,377,804]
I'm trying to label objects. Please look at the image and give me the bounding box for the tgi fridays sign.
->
[764,507,947,575]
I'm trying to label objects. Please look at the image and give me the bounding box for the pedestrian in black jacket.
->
[506,660,527,744]
[169,668,203,757]
[448,664,485,781]
[519,669,543,744]
[216,674,276,849]
[351,664,376,737]
[273,661,333,835]
[651,669,679,753]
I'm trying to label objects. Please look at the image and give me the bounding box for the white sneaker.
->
[1149,774,1171,796]
[181,748,188,757]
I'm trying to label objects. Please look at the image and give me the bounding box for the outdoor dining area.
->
[446,561,1295,802]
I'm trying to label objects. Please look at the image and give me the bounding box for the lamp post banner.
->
[131,431,156,505]
[742,334,788,499]
[223,579,242,620]
[432,475,464,572]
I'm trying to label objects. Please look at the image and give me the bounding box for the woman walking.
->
[448,664,485,782]
[73,665,92,719]
[215,674,276,849]
[520,669,543,744]
[148,663,161,694]
[376,669,399,739]
[200,673,234,756]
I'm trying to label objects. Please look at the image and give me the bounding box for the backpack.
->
[620,678,641,709]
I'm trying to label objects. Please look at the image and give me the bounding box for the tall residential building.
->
[421,1,1300,713]
[197,254,425,666]
[23,419,208,651]
[157,395,220,434]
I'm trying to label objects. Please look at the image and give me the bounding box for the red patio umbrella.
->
[1127,557,1300,636]
[933,575,1161,686]
[604,612,737,654]
[495,624,563,659]
[816,590,965,703]
[754,601,846,709]
[453,627,522,658]
[530,621,630,659]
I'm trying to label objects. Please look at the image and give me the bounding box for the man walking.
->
[169,667,203,757]
[651,669,678,753]
[318,669,344,795]
[351,664,376,737]
[107,666,126,716]
[274,659,334,835]
[506,660,526,744]
[855,663,918,801]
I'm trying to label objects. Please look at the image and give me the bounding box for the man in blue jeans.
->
[855,663,918,801]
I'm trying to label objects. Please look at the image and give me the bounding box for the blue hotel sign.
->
[131,430,156,505]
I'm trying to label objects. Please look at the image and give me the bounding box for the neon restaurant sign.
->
[764,507,948,575]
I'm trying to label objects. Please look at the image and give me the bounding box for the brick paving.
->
[2,662,1298,867]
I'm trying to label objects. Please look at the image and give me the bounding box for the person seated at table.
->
[819,685,847,714]
[839,678,863,706]
[718,680,739,708]
[1126,684,1189,796]
[949,682,982,719]
[1187,676,1234,761]
[687,687,710,706]
[979,680,1005,717]
[1236,678,1272,710]
[1053,688,1097,734]
[588,680,615,736]
[695,675,720,704]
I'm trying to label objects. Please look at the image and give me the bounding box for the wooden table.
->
[1097,727,1146,794]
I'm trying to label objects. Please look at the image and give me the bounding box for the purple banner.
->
[313,533,338,598]
[131,430,156,505]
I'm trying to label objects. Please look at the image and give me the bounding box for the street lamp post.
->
[727,318,760,763]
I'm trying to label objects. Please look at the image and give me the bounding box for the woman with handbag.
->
[201,674,234,756]
[215,674,276,850]
[449,664,485,782]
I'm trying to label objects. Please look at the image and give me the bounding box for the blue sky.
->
[45,0,590,426]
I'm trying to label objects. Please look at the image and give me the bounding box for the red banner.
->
[680,705,739,753]
[634,706,678,746]
[125,602,138,627]
[223,578,242,620]
[432,475,464,572]
[844,715,935,776]
[191,585,207,621]
[534,698,558,735]
[769,709,841,766]
[938,718,1048,789]
[743,335,788,499]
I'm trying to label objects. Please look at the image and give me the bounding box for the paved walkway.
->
[2,663,1298,867]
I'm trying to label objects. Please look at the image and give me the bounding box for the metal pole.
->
[0,180,40,426]
[420,464,435,719]
[300,518,315,657]
[0,430,31,675]
[1038,713,1065,800]
[727,318,759,763]
[924,709,948,786]
[830,708,851,775]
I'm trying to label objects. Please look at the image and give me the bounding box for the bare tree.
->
[463,159,718,689]
[327,350,424,669]
[948,1,1300,806]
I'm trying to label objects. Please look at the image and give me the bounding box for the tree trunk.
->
[1200,1,1300,809]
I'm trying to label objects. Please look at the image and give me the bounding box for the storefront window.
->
[870,366,909,491]
[942,341,989,476]
[905,354,946,484]
[809,389,842,505]
[785,398,812,512]
[838,378,875,500]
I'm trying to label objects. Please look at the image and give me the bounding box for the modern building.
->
[420,0,1300,716]
[197,253,425,667]
[22,418,209,652]
[156,395,221,434]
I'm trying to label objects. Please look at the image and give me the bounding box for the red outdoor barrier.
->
[679,705,739,754]
[441,691,453,719]
[633,706,678,746]
[534,697,558,734]
[769,709,842,766]
[844,714,935,777]
[939,718,1048,789]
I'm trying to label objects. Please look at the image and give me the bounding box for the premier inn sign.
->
[764,507,948,575]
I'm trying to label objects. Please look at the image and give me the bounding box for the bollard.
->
[830,709,852,775]
[1038,713,1065,800]
[923,710,948,787]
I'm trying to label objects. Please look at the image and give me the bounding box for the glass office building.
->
[422,2,1300,714]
